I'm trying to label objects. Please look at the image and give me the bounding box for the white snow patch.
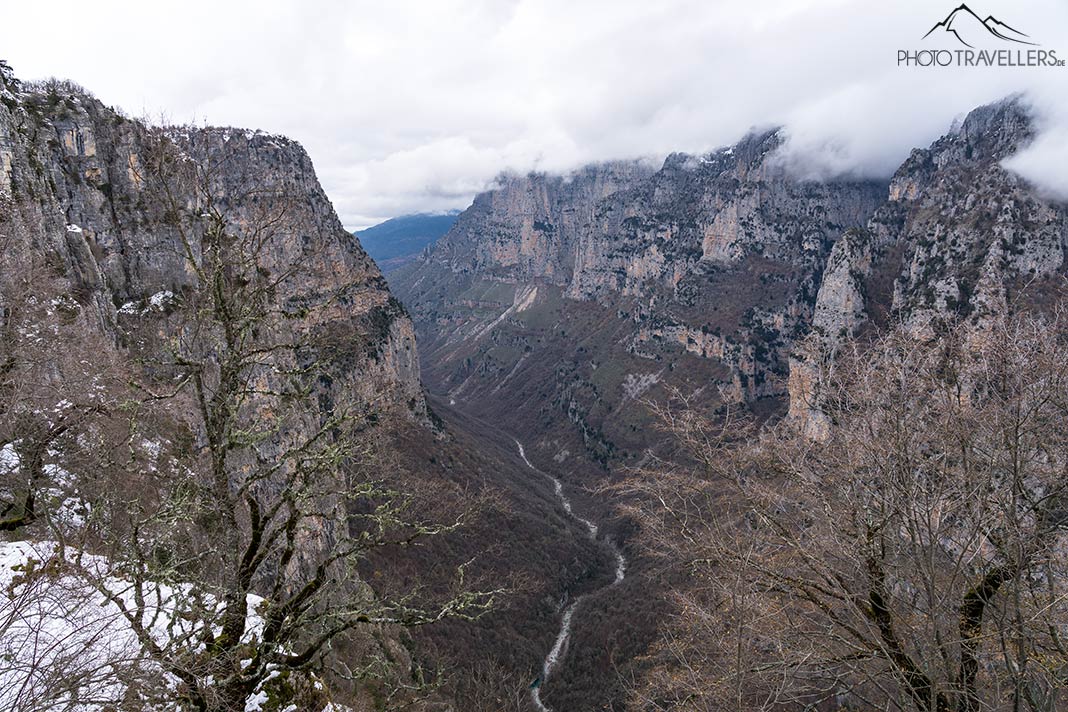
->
[148,290,175,310]
[140,438,163,467]
[117,291,176,317]
[0,539,266,711]
[621,371,663,401]
[1,442,20,473]
[43,462,74,486]
[245,690,270,712]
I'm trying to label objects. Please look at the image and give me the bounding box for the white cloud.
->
[2,0,1067,229]
[1003,93,1068,200]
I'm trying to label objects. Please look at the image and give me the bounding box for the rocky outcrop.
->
[565,131,885,303]
[393,128,887,468]
[1,64,618,711]
[394,97,1068,459]
[0,63,435,706]
[0,65,423,415]
[785,228,872,438]
[881,100,1065,329]
[422,131,885,307]
[431,160,656,285]
[787,99,1068,433]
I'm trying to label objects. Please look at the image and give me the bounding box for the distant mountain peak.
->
[354,211,462,273]
[923,4,1037,48]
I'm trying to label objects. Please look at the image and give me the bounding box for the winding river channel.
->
[516,440,627,712]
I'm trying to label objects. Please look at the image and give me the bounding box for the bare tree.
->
[0,173,154,711]
[0,209,114,536]
[626,312,1068,712]
[63,128,500,711]
[453,660,532,712]
[0,126,496,711]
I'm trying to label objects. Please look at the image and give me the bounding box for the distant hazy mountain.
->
[355,211,461,272]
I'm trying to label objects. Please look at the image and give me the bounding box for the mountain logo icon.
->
[923,4,1037,48]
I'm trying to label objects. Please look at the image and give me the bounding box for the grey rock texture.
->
[394,129,887,469]
[0,65,423,415]
[431,160,657,285]
[883,100,1066,328]
[0,64,431,705]
[0,65,615,710]
[565,131,884,302]
[391,131,889,710]
[395,97,1068,461]
[787,99,1068,436]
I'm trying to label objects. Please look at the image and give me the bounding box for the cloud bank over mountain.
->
[3,0,1067,227]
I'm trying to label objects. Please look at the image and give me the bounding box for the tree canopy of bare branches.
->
[1,126,497,711]
[627,312,1068,712]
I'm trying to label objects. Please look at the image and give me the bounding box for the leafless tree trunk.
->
[624,312,1068,712]
[0,126,498,711]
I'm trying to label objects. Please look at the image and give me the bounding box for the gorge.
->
[388,94,1068,711]
[516,437,628,712]
[2,49,1068,711]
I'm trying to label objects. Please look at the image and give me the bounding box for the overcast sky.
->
[3,0,1068,229]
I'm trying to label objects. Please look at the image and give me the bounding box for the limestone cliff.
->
[0,63,430,709]
[430,161,656,285]
[0,64,423,416]
[0,64,615,710]
[393,129,886,469]
[786,99,1068,435]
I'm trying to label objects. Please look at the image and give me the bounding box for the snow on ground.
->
[0,442,19,472]
[1,436,344,710]
[0,540,149,711]
[118,290,177,317]
[0,540,265,711]
[148,290,175,310]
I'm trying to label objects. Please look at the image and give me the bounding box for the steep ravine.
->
[517,440,627,712]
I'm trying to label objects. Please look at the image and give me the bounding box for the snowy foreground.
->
[0,540,347,712]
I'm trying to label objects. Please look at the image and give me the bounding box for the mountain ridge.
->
[0,63,606,711]
[390,96,1068,708]
[354,210,461,272]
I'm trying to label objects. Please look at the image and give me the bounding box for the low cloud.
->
[2,0,1067,228]
[1003,94,1068,201]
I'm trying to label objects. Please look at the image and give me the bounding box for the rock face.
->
[785,228,873,439]
[393,129,887,469]
[387,100,1068,708]
[390,129,887,712]
[431,160,658,285]
[395,98,1068,460]
[0,65,423,416]
[424,132,884,304]
[564,132,884,302]
[882,101,1066,327]
[788,99,1068,436]
[0,64,615,710]
[0,64,432,707]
